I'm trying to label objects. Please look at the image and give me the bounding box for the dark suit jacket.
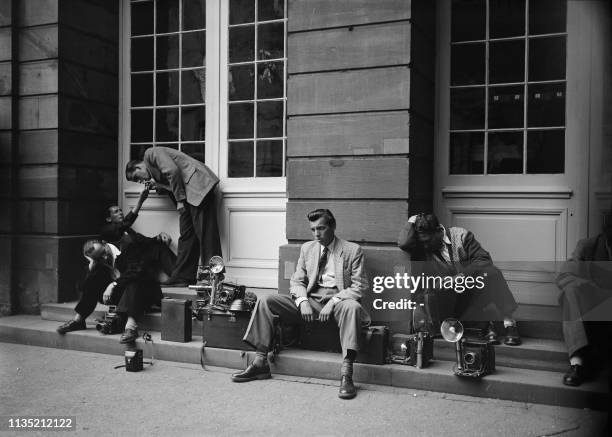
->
[144,147,219,207]
[289,237,368,302]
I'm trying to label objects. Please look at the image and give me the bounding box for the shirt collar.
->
[440,225,451,245]
[319,237,337,254]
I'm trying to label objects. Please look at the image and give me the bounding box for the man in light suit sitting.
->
[125,147,221,286]
[232,209,371,399]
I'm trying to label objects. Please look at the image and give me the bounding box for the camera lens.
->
[464,352,477,365]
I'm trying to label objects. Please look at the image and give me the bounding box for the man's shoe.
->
[484,322,500,345]
[563,364,586,386]
[120,328,139,344]
[338,375,357,400]
[231,364,271,382]
[57,319,86,335]
[503,325,522,346]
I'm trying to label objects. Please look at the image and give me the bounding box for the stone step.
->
[42,298,570,373]
[0,315,607,411]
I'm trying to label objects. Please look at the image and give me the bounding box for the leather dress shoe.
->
[231,364,271,382]
[485,323,500,345]
[503,325,522,346]
[57,319,86,334]
[338,375,357,400]
[120,328,139,344]
[563,364,586,386]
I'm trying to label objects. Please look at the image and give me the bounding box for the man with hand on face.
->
[232,209,371,400]
[125,147,221,287]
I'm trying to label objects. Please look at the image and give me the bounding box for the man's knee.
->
[335,299,362,318]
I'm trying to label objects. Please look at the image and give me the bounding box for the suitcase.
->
[299,322,389,365]
[161,298,192,343]
[201,308,255,350]
[356,325,389,365]
[298,321,342,353]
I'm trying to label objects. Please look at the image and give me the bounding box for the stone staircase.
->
[0,286,608,411]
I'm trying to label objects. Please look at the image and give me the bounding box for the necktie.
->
[317,247,329,283]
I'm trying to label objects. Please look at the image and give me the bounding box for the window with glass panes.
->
[129,0,207,163]
[449,0,566,175]
[226,0,286,177]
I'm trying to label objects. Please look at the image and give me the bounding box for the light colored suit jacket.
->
[290,237,368,302]
[144,147,219,207]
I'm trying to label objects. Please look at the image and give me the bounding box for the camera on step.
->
[387,331,434,368]
[95,305,123,335]
[441,318,495,378]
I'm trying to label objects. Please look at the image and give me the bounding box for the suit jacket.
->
[143,147,219,207]
[290,237,368,302]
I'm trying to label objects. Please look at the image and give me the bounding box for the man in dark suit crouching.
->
[232,209,371,399]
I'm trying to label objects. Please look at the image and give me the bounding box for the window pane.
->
[228,103,254,139]
[131,73,153,107]
[529,36,566,81]
[156,108,179,141]
[181,142,205,163]
[182,69,206,104]
[256,140,282,177]
[131,37,154,71]
[230,0,255,24]
[490,0,525,38]
[156,71,179,106]
[451,43,485,86]
[130,144,152,161]
[528,83,565,127]
[490,39,524,84]
[228,141,254,177]
[530,0,566,35]
[131,1,153,36]
[450,132,484,174]
[451,0,485,42]
[156,0,179,33]
[182,31,206,68]
[257,62,283,99]
[181,106,205,141]
[488,85,524,129]
[258,22,284,60]
[487,131,523,174]
[156,35,179,69]
[229,26,255,63]
[257,101,283,138]
[131,109,153,142]
[229,65,254,101]
[527,130,564,173]
[450,87,485,130]
[183,0,206,31]
[258,0,284,21]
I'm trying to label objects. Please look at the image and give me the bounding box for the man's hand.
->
[139,187,149,202]
[157,232,172,246]
[144,180,157,191]
[177,201,185,212]
[299,301,314,322]
[318,299,335,322]
[102,282,116,304]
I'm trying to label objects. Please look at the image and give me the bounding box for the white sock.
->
[125,318,138,331]
[503,318,515,328]
[569,355,583,366]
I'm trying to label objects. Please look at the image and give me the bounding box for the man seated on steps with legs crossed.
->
[232,209,371,400]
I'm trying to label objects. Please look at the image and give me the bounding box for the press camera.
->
[387,331,434,368]
[95,305,123,335]
[440,318,495,378]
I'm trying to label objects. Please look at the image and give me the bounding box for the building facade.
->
[1,0,610,330]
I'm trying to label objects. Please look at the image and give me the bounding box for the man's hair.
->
[414,213,441,235]
[125,159,142,181]
[307,208,336,228]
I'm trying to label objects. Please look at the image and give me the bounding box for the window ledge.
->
[441,186,573,199]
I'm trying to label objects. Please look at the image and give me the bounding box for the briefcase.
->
[298,321,342,353]
[356,325,389,365]
[201,308,254,350]
[161,298,192,343]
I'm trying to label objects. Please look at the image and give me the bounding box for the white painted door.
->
[119,0,287,288]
